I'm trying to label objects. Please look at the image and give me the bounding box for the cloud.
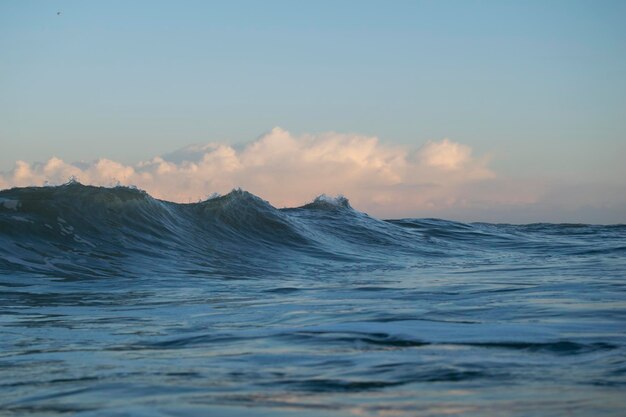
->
[1,128,497,216]
[418,139,472,170]
[3,127,625,222]
[0,127,499,217]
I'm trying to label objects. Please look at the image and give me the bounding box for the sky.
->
[1,0,625,223]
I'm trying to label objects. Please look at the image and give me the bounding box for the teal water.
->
[1,184,625,416]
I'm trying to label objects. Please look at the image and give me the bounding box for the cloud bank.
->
[1,127,624,222]
[0,128,497,216]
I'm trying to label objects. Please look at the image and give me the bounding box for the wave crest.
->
[300,194,352,211]
[1,184,622,280]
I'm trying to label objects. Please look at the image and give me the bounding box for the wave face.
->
[1,184,625,416]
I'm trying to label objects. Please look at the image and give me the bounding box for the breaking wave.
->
[1,183,624,280]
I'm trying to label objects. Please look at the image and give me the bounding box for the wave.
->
[1,183,624,279]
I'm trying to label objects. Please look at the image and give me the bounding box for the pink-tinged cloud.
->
[8,127,624,223]
[0,128,498,217]
[418,139,473,170]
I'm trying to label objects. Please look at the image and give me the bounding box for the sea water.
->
[1,183,625,416]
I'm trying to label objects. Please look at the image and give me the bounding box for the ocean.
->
[1,183,625,416]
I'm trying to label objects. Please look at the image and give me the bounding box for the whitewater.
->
[1,183,625,416]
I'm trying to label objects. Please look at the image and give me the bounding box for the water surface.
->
[1,184,625,416]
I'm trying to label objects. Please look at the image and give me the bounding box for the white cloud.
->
[0,127,498,216]
[418,139,472,170]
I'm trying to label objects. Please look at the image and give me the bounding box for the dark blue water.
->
[1,183,625,416]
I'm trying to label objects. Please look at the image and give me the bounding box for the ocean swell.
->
[1,183,625,416]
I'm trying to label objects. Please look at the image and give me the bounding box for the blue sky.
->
[1,1,625,221]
